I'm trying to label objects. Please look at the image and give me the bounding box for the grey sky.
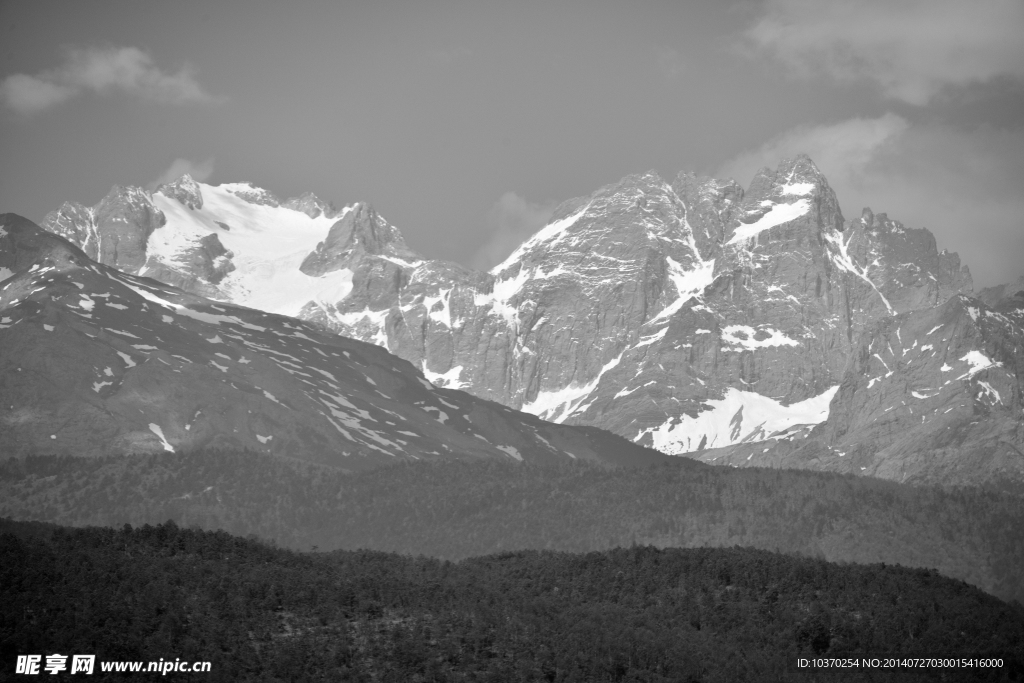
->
[1,0,1021,287]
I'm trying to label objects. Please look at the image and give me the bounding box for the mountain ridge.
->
[0,212,668,469]
[32,155,1022,486]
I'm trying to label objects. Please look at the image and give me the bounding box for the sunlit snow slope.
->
[149,182,354,316]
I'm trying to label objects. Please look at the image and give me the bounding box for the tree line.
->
[3,520,1023,681]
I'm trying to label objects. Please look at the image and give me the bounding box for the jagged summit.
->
[157,173,203,211]
[979,276,1024,317]
[300,202,421,277]
[282,191,342,220]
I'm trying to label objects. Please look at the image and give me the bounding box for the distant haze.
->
[1,0,1021,287]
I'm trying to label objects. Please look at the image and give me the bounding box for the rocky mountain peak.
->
[836,205,973,314]
[222,182,280,207]
[282,191,342,220]
[91,185,166,273]
[156,174,203,211]
[1,213,94,276]
[41,201,95,249]
[40,184,167,274]
[670,173,742,256]
[300,202,420,277]
[979,275,1024,313]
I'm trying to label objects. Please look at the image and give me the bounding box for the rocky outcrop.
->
[41,186,166,274]
[156,173,204,210]
[40,201,96,250]
[299,202,421,277]
[91,186,167,272]
[979,276,1024,312]
[225,182,280,207]
[697,293,1024,485]
[282,191,342,219]
[141,233,235,298]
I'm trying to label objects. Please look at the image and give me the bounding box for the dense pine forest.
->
[1,450,1023,604]
[2,520,1023,682]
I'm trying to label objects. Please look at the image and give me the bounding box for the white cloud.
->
[470,192,556,271]
[147,158,215,192]
[716,113,909,194]
[0,74,77,114]
[717,115,1024,288]
[746,0,1024,104]
[1,46,222,115]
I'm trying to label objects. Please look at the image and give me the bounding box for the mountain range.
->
[0,213,665,469]
[30,155,1024,486]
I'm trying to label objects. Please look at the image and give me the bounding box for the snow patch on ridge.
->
[958,350,1001,380]
[650,257,716,323]
[423,288,453,327]
[727,200,810,245]
[148,424,175,452]
[496,445,523,461]
[823,230,895,315]
[637,386,839,455]
[422,362,468,389]
[521,352,623,423]
[329,307,390,347]
[633,327,669,349]
[781,183,815,196]
[721,325,800,350]
[492,201,592,274]
[118,279,268,331]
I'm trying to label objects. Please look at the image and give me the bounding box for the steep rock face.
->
[42,186,166,273]
[141,232,236,298]
[157,174,204,211]
[837,208,973,314]
[40,201,96,250]
[282,191,342,219]
[307,156,990,466]
[311,203,418,268]
[91,186,167,272]
[225,182,280,207]
[697,294,1024,485]
[0,214,667,470]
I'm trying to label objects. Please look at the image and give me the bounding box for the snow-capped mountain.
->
[0,213,668,469]
[39,156,1023,485]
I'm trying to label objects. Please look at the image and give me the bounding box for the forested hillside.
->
[2,450,1022,603]
[2,521,1022,682]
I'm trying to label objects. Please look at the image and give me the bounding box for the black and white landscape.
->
[3,1,1024,679]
